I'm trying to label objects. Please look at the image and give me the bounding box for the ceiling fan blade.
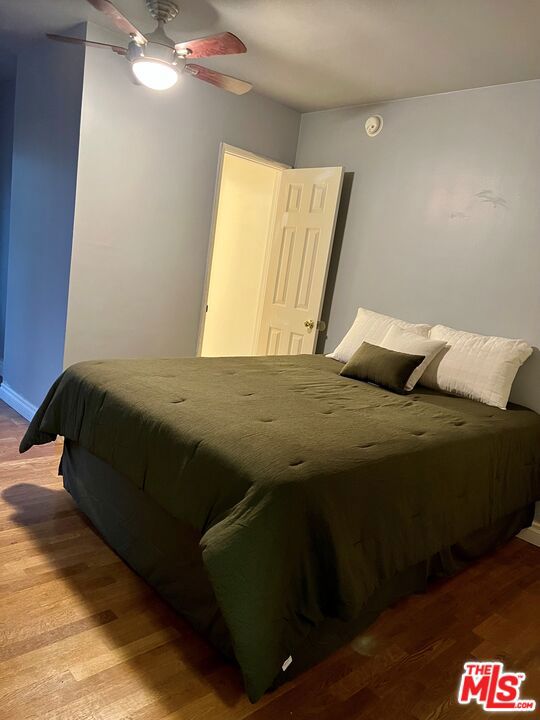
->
[85,0,146,44]
[185,64,252,95]
[47,33,127,55]
[176,32,246,58]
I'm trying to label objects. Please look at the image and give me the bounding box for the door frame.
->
[196,143,291,356]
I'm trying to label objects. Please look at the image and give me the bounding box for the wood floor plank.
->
[0,399,538,719]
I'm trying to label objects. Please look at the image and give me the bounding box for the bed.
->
[20,354,540,701]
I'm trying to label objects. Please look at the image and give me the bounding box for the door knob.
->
[304,319,315,331]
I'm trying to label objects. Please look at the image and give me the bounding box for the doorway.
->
[199,145,286,357]
[199,144,343,357]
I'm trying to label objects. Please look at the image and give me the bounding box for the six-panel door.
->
[256,166,344,355]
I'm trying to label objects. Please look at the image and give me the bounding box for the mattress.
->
[20,354,540,700]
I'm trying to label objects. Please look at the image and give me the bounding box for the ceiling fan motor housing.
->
[128,37,184,71]
[128,3,185,74]
[145,0,179,25]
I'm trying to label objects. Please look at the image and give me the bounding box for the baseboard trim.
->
[518,521,540,548]
[0,383,37,421]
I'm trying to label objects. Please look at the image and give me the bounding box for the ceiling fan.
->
[47,0,252,94]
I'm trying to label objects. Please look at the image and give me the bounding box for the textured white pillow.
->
[420,325,532,409]
[379,325,447,391]
[328,307,431,364]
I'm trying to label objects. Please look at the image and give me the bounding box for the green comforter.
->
[21,354,540,700]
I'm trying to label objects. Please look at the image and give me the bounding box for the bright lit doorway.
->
[198,144,344,357]
[199,145,285,357]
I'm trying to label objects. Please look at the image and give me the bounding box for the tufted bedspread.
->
[20,354,540,700]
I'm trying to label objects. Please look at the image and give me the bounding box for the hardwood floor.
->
[0,400,538,719]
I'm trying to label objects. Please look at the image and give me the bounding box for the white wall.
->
[64,28,300,366]
[201,153,280,357]
[295,80,540,414]
[0,39,84,414]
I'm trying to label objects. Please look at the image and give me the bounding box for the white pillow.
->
[420,324,532,409]
[328,307,431,364]
[379,325,447,391]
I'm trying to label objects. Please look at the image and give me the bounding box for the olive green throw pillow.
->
[340,341,426,393]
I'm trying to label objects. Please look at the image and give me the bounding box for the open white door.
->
[256,166,343,355]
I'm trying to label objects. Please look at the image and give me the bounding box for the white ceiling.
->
[2,0,540,111]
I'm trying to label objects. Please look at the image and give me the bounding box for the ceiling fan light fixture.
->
[48,1,252,96]
[132,59,178,90]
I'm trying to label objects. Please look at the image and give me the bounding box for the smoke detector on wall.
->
[365,115,383,137]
